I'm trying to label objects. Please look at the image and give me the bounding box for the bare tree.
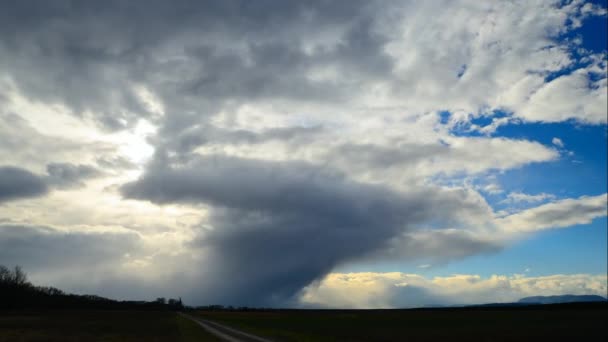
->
[13,266,28,286]
[0,265,29,286]
[0,265,10,283]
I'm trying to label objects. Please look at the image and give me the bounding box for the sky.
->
[0,0,606,308]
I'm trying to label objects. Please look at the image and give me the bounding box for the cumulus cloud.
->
[301,272,608,308]
[122,154,497,305]
[513,66,607,124]
[0,166,48,203]
[122,155,608,306]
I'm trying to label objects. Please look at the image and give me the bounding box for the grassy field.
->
[2,304,606,341]
[0,310,220,341]
[194,303,608,341]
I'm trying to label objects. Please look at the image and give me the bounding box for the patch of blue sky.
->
[338,217,607,278]
[569,1,607,55]
[427,217,608,278]
[457,64,467,78]
[443,5,606,136]
[542,11,607,83]
[370,120,608,278]
[438,110,451,125]
[435,119,606,209]
[493,122,607,200]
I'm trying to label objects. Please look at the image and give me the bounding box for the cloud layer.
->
[301,272,608,308]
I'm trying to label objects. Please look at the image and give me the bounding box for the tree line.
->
[0,265,184,311]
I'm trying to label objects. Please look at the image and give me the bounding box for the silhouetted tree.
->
[1,264,187,311]
[0,265,29,286]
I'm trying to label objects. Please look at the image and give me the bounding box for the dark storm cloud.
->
[122,155,492,306]
[46,162,102,189]
[0,166,48,203]
[0,0,392,135]
[0,224,142,272]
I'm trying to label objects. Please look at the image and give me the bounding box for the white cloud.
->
[513,67,608,124]
[482,183,503,195]
[552,137,564,147]
[301,272,608,308]
[380,0,607,124]
[502,191,556,204]
[497,194,608,233]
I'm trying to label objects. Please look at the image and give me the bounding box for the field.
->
[193,303,608,341]
[1,304,606,341]
[0,310,220,341]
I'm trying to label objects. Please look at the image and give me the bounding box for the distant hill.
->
[518,295,607,304]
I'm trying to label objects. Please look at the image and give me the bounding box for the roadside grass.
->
[194,304,608,341]
[0,310,219,341]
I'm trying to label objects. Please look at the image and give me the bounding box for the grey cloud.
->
[122,154,491,306]
[46,162,102,189]
[325,137,558,178]
[0,161,105,203]
[0,162,102,203]
[389,284,451,308]
[0,0,390,133]
[96,156,136,171]
[0,224,142,273]
[171,124,323,154]
[0,166,48,203]
[379,229,502,264]
[0,223,204,302]
[330,143,448,169]
[0,224,157,300]
[0,112,115,170]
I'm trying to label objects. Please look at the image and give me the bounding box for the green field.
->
[194,304,608,341]
[0,310,220,341]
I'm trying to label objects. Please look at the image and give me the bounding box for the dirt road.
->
[180,313,273,342]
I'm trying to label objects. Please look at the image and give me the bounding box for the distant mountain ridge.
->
[518,295,607,304]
